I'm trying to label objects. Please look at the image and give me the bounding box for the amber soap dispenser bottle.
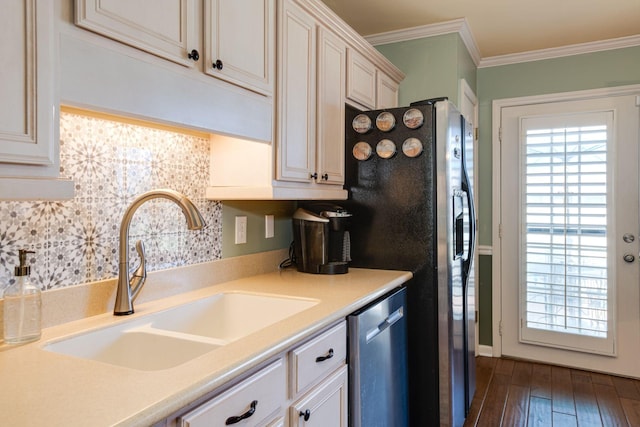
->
[3,250,41,344]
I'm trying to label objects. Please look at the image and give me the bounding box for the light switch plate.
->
[265,214,274,238]
[235,216,247,244]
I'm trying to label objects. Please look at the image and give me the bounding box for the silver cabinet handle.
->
[623,233,635,243]
[623,253,635,263]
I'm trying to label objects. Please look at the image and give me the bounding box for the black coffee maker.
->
[292,204,352,274]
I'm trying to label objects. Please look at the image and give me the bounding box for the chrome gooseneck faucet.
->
[114,189,205,315]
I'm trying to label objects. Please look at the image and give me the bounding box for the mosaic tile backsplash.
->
[0,111,222,290]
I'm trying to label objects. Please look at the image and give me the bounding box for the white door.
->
[498,91,640,378]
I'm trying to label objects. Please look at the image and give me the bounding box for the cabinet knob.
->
[188,49,200,61]
[214,59,224,70]
[299,409,311,421]
[310,172,318,180]
[321,173,329,181]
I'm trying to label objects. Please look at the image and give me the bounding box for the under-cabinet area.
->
[0,268,411,426]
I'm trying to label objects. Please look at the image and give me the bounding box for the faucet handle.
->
[129,240,147,301]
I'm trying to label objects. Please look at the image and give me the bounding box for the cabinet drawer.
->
[179,359,285,427]
[290,321,346,395]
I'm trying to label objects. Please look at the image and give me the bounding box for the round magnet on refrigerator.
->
[352,114,373,134]
[376,139,397,159]
[402,108,424,129]
[375,112,396,132]
[402,137,424,158]
[353,142,373,161]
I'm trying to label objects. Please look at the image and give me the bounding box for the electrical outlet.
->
[235,216,247,244]
[265,214,274,238]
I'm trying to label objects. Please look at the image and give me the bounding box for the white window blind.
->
[522,119,609,340]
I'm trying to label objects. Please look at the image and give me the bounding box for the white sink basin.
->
[45,325,220,371]
[44,292,319,371]
[149,292,319,342]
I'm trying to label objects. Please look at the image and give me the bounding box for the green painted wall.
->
[376,33,476,107]
[221,201,295,258]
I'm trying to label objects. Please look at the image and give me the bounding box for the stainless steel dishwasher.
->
[348,286,408,427]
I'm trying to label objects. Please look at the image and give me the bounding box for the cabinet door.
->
[316,28,346,186]
[205,0,275,95]
[290,365,348,427]
[346,48,376,110]
[0,0,56,172]
[75,0,199,67]
[276,0,316,182]
[376,73,399,109]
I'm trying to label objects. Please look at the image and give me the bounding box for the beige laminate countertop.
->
[0,267,411,426]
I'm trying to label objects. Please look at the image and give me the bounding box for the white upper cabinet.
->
[277,0,317,183]
[376,71,400,109]
[0,0,73,199]
[75,0,200,68]
[1,0,56,169]
[204,0,275,96]
[75,0,275,95]
[347,47,400,111]
[277,1,346,188]
[316,27,346,185]
[346,48,377,110]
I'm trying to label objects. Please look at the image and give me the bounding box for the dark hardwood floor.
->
[464,357,640,427]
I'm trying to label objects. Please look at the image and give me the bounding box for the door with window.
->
[499,92,640,377]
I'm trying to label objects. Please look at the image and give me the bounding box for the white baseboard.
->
[478,345,494,357]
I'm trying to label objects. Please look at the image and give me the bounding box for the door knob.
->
[623,253,635,263]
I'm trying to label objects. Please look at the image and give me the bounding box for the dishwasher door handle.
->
[365,307,404,343]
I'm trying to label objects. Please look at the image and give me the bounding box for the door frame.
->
[491,83,640,358]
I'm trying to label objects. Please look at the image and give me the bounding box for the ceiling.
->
[320,0,640,58]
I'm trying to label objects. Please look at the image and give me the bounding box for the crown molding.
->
[478,34,640,67]
[365,18,482,66]
[365,20,640,68]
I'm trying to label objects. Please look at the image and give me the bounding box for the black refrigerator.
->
[341,98,476,427]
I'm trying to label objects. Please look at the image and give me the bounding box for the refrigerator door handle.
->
[365,307,404,343]
[461,166,476,280]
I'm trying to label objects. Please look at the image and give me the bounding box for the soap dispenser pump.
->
[3,250,41,344]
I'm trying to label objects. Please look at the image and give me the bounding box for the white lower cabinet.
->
[287,321,347,426]
[178,359,286,427]
[168,321,348,427]
[289,365,348,427]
